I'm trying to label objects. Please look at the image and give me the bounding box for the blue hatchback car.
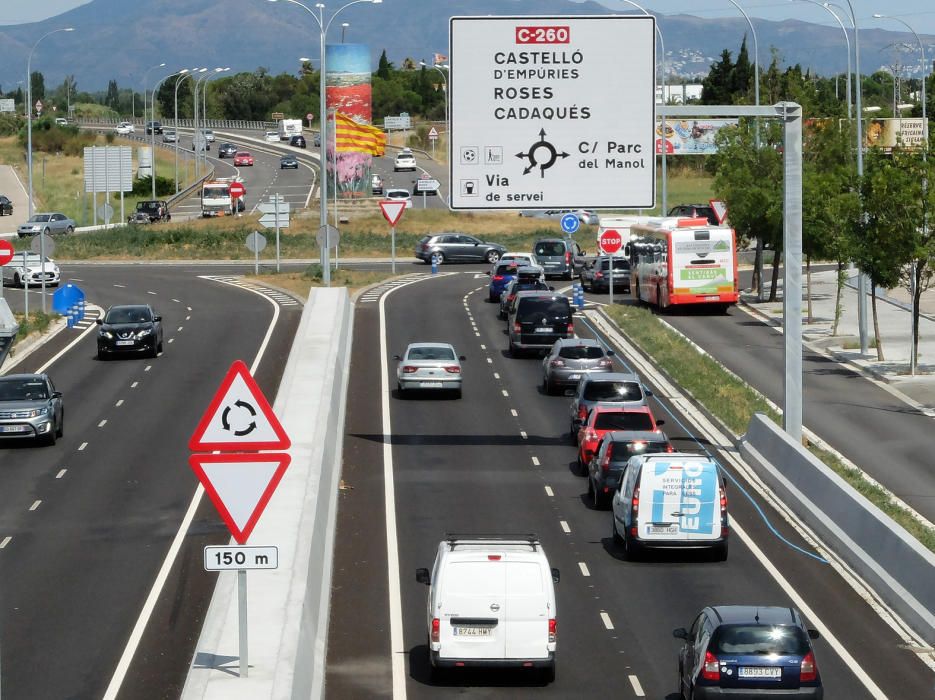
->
[487,260,519,302]
[674,606,822,699]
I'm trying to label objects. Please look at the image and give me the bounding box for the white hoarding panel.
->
[83,146,134,193]
[0,99,15,113]
[449,15,656,210]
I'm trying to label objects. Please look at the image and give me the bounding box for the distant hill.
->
[0,0,931,90]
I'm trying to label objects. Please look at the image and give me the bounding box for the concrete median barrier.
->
[738,413,935,644]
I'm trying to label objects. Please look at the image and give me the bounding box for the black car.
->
[280,154,299,169]
[218,143,238,158]
[674,606,823,699]
[133,200,171,223]
[289,135,307,148]
[668,203,720,226]
[0,195,12,216]
[580,255,631,293]
[507,292,574,357]
[145,121,163,135]
[586,429,672,507]
[96,304,164,359]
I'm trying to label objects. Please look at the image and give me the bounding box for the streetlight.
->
[26,26,74,315]
[873,14,926,130]
[201,68,230,172]
[790,0,851,118]
[188,68,209,177]
[141,61,166,126]
[419,60,449,141]
[151,69,184,200]
[173,69,195,194]
[341,22,350,42]
[724,0,760,149]
[616,0,668,215]
[266,0,383,288]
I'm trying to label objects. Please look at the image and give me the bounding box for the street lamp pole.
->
[341,22,349,42]
[725,0,760,148]
[26,27,74,315]
[151,70,182,201]
[792,0,851,118]
[267,0,383,288]
[420,61,449,148]
[174,70,193,194]
[202,68,229,172]
[142,61,166,132]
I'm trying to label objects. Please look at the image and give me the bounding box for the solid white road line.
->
[578,562,591,577]
[29,500,41,511]
[560,520,571,534]
[0,537,10,549]
[600,612,614,630]
[628,674,646,697]
[56,469,67,479]
[544,486,554,497]
[102,280,282,700]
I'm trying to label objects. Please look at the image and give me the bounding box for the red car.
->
[234,152,254,166]
[577,404,662,469]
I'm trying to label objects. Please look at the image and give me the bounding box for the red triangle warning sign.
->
[190,453,291,544]
[189,360,291,452]
[379,200,407,227]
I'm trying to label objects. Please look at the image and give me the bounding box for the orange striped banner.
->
[334,112,386,156]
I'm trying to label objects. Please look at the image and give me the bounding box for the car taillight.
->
[702,651,720,681]
[493,275,504,281]
[600,443,614,471]
[666,444,675,452]
[595,271,603,279]
[565,251,572,264]
[444,365,461,374]
[578,405,588,421]
[598,358,612,367]
[720,487,729,537]
[513,322,522,334]
[548,618,557,644]
[630,486,640,536]
[566,322,574,335]
[550,359,565,367]
[800,651,818,681]
[431,618,440,644]
[402,366,418,373]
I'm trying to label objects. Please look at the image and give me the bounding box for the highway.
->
[0,263,302,699]
[327,268,933,697]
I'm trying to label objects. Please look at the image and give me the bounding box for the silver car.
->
[541,338,614,395]
[568,371,651,439]
[162,129,177,143]
[17,212,75,237]
[0,373,64,446]
[395,342,465,398]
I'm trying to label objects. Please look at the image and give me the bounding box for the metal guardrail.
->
[167,166,215,212]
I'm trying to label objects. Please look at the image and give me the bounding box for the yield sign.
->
[189,453,291,544]
[190,360,291,452]
[379,200,407,227]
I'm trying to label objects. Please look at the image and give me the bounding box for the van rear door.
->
[503,561,551,659]
[638,459,720,541]
[438,560,506,660]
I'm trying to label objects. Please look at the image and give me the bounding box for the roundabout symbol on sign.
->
[560,213,580,235]
[516,128,569,178]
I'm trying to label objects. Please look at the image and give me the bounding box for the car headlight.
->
[26,407,49,418]
[99,330,114,339]
[137,328,152,338]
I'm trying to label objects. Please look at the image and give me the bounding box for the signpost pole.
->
[254,235,259,275]
[275,195,281,273]
[609,252,614,306]
[238,569,248,678]
[391,225,396,274]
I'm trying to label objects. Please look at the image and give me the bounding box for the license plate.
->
[453,626,493,637]
[568,374,580,380]
[535,327,553,334]
[1,425,28,433]
[705,295,720,301]
[738,666,782,680]
[420,382,443,388]
[116,340,135,346]
[648,525,678,534]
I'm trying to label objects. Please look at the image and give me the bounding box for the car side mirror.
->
[95,318,103,325]
[672,627,689,640]
[459,355,466,361]
[808,629,820,640]
[656,420,665,427]
[606,350,615,356]
[416,567,430,585]
[486,271,491,275]
[551,567,560,584]
[153,315,162,322]
[548,286,555,291]
[392,354,402,361]
[52,391,63,399]
[644,387,653,397]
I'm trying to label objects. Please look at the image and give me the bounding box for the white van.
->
[611,453,728,560]
[415,534,560,681]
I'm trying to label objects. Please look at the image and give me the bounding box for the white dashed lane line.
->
[29,501,41,511]
[0,537,11,549]
[168,339,174,344]
[560,520,571,534]
[98,420,107,428]
[172,298,181,303]
[144,366,152,372]
[480,344,486,350]
[131,382,138,388]
[78,442,88,451]
[501,389,509,397]
[115,400,124,407]
[601,612,615,630]
[531,456,540,466]
[521,431,528,440]
[629,675,646,697]
[578,562,591,577]
[177,327,183,332]
[544,485,554,497]
[113,284,126,288]
[186,316,191,321]
[56,469,67,479]
[510,409,518,417]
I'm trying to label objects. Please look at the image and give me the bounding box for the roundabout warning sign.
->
[449,15,656,210]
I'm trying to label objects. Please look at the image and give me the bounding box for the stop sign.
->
[0,240,13,266]
[599,229,623,255]
[229,182,246,199]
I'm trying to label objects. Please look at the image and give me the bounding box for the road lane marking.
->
[186,315,191,321]
[628,675,645,696]
[113,284,126,288]
[520,431,527,440]
[487,357,493,364]
[168,339,174,344]
[545,486,554,497]
[78,442,88,451]
[0,537,10,549]
[560,520,571,533]
[144,366,152,372]
[131,382,138,388]
[98,420,107,428]
[475,332,480,337]
[531,456,540,466]
[115,400,124,407]
[172,298,181,303]
[511,409,518,417]
[501,389,509,397]
[147,291,156,295]
[177,326,183,331]
[480,344,486,350]
[187,306,192,311]
[493,372,500,379]
[601,612,614,629]
[578,562,591,577]
[29,500,41,511]
[56,469,67,479]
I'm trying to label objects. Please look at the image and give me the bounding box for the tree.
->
[729,37,753,104]
[376,50,392,80]
[106,80,120,111]
[30,71,45,102]
[701,50,734,105]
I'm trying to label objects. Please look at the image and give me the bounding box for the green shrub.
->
[131,175,175,197]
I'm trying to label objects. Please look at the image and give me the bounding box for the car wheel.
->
[509,339,517,358]
[43,227,51,236]
[489,291,499,303]
[13,273,21,287]
[570,424,578,445]
[65,226,74,234]
[56,411,64,438]
[624,528,643,561]
[485,250,501,264]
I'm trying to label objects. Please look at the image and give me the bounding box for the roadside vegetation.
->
[604,303,935,554]
[13,310,58,341]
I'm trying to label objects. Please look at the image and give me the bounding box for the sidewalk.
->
[741,269,935,409]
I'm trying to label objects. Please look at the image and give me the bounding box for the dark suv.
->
[674,606,823,699]
[145,121,163,135]
[133,200,171,223]
[289,134,307,148]
[508,292,573,357]
[668,204,719,225]
[580,255,630,293]
[532,237,587,280]
[96,304,164,359]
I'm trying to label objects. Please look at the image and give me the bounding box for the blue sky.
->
[7,0,935,34]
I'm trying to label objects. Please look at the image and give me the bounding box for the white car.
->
[201,129,215,143]
[265,131,280,143]
[54,117,68,126]
[394,150,417,171]
[415,534,559,682]
[394,342,464,397]
[385,188,413,209]
[2,252,60,288]
[115,122,135,135]
[500,252,538,267]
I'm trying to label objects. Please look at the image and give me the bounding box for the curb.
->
[0,317,69,374]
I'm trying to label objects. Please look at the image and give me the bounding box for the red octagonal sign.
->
[599,229,623,255]
[0,240,13,266]
[229,182,246,199]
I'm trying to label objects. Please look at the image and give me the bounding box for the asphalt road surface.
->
[326,269,932,698]
[0,263,302,699]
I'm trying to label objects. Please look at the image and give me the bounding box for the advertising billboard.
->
[326,43,373,198]
[864,118,928,151]
[656,118,739,155]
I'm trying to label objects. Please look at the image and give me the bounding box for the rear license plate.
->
[453,626,493,637]
[648,525,678,534]
[738,666,782,680]
[116,340,135,346]
[535,327,553,333]
[568,374,580,380]
[420,382,443,388]
[705,295,720,301]
[2,425,29,433]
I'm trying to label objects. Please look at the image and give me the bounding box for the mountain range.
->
[0,0,932,91]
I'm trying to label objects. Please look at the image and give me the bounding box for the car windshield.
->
[137,202,159,212]
[535,242,565,257]
[495,263,518,276]
[594,412,654,431]
[105,308,152,324]
[236,152,250,157]
[712,625,809,656]
[583,381,644,402]
[203,186,229,199]
[407,346,455,361]
[600,259,630,271]
[28,215,51,223]
[559,345,605,360]
[0,379,48,401]
[518,298,569,317]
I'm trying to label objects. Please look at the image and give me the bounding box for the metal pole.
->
[391,225,396,274]
[275,195,281,273]
[319,10,330,286]
[726,0,760,147]
[238,569,248,678]
[174,72,191,195]
[780,101,804,440]
[609,253,614,306]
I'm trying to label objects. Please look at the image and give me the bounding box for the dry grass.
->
[245,268,400,299]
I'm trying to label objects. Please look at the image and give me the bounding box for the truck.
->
[278,119,303,141]
[201,178,237,217]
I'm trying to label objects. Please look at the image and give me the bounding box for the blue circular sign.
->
[560,213,580,234]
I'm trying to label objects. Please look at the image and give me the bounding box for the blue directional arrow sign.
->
[52,284,86,328]
[560,213,580,235]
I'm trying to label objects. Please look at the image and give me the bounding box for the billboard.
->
[656,119,738,155]
[864,118,928,151]
[0,99,14,113]
[326,43,373,198]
